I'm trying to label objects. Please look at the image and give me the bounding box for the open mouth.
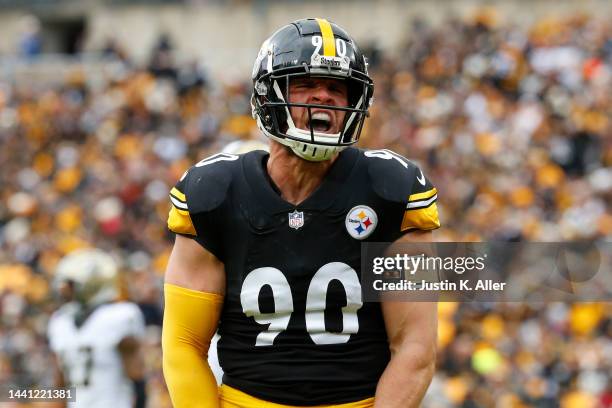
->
[308,112,333,133]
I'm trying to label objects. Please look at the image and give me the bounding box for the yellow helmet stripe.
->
[315,18,336,56]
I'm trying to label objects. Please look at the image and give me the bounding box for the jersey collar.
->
[243,148,359,214]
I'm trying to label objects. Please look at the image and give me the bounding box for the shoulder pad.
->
[50,302,78,321]
[105,302,142,320]
[107,302,145,336]
[181,153,241,214]
[363,149,428,203]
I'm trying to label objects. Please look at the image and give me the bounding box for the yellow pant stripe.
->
[219,385,374,408]
[316,18,336,57]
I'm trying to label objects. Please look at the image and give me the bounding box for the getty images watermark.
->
[371,252,506,292]
[361,242,612,302]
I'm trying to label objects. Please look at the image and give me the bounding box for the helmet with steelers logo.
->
[251,18,374,162]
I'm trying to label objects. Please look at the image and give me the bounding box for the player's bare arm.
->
[165,235,225,294]
[162,235,225,408]
[118,336,146,408]
[118,336,144,381]
[376,301,437,408]
[375,230,437,408]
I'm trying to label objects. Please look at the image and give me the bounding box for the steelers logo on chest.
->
[345,205,378,240]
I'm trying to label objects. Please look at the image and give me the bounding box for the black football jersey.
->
[167,147,440,405]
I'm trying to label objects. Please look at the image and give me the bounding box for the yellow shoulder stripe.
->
[170,187,186,202]
[315,18,336,57]
[408,187,437,202]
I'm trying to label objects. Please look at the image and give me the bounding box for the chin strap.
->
[269,134,343,162]
[290,144,337,162]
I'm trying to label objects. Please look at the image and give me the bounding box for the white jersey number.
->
[240,267,294,346]
[195,153,239,168]
[60,346,94,387]
[180,153,240,181]
[364,149,409,169]
[240,262,363,346]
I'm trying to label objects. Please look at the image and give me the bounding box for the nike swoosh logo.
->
[416,169,426,186]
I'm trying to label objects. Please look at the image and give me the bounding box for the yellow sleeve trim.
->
[408,187,437,202]
[401,202,441,231]
[164,283,223,303]
[168,206,197,236]
[171,187,187,202]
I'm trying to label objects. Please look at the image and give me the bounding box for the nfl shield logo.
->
[288,210,304,230]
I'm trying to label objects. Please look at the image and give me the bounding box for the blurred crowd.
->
[0,10,611,408]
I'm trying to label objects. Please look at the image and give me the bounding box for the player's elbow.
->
[162,334,191,372]
[161,340,194,390]
[391,339,437,377]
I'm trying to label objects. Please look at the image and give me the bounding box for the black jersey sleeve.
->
[364,149,440,237]
[167,153,238,259]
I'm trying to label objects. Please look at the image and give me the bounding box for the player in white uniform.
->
[48,249,147,408]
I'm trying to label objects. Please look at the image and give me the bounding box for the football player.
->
[163,18,440,408]
[48,249,147,408]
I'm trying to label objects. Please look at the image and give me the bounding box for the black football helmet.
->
[251,18,374,161]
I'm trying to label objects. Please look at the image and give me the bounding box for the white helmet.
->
[55,248,119,307]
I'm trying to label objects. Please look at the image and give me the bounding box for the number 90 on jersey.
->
[240,262,363,346]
